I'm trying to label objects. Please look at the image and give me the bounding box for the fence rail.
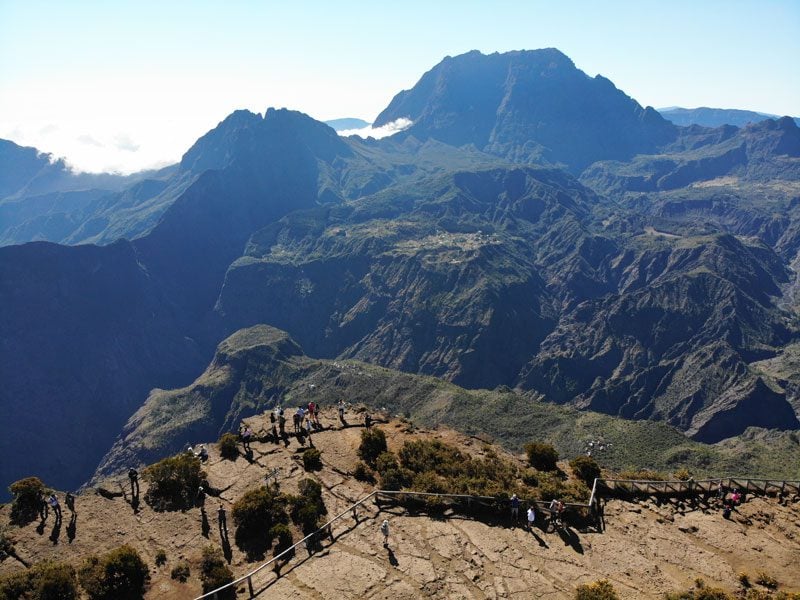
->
[599,477,800,497]
[195,476,798,599]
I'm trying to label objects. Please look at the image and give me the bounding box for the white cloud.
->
[337,117,413,139]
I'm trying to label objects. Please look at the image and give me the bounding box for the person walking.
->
[380,519,390,547]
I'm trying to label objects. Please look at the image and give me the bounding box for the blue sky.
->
[1,0,798,173]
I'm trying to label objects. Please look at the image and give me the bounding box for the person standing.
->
[338,399,346,424]
[48,494,62,522]
[380,519,390,547]
[65,492,76,515]
[218,504,228,538]
[128,468,139,497]
[510,494,520,525]
[527,505,536,530]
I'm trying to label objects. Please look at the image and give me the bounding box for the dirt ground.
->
[2,409,799,599]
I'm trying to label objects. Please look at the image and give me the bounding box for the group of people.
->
[38,490,76,523]
[509,494,566,531]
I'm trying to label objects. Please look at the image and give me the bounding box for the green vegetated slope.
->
[5,49,800,497]
[96,325,800,483]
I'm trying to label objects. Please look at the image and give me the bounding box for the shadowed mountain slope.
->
[374,49,677,173]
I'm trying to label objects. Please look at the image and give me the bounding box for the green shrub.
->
[79,544,149,600]
[379,466,408,491]
[170,561,190,582]
[270,523,294,554]
[200,546,234,599]
[358,428,387,466]
[0,571,29,600]
[411,471,447,494]
[754,572,778,589]
[375,451,399,476]
[8,476,46,525]
[525,442,559,471]
[399,439,465,477]
[570,456,601,487]
[673,467,693,481]
[522,470,539,487]
[0,529,15,561]
[291,479,327,534]
[0,560,79,600]
[143,453,205,511]
[353,461,375,483]
[302,448,323,472]
[575,579,619,599]
[154,550,167,567]
[232,487,288,558]
[218,433,239,460]
[738,573,750,588]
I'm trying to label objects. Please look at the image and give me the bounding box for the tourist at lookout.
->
[527,506,536,530]
[510,494,520,523]
[128,467,139,496]
[380,519,390,546]
[48,494,62,521]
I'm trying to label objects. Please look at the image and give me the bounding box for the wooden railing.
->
[598,477,800,497]
[195,475,797,599]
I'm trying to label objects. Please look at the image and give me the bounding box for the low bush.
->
[353,461,375,483]
[170,561,190,583]
[270,523,294,554]
[8,476,46,525]
[302,448,322,472]
[575,579,619,600]
[218,433,239,460]
[154,550,167,567]
[200,546,234,599]
[754,572,778,589]
[673,467,693,481]
[525,442,559,471]
[0,560,79,600]
[232,487,288,558]
[288,479,327,535]
[143,453,205,511]
[358,428,387,466]
[570,456,601,487]
[79,544,149,600]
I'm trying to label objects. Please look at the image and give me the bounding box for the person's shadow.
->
[221,534,233,564]
[387,546,399,567]
[529,525,549,548]
[49,519,62,545]
[201,507,210,538]
[66,514,77,543]
[558,527,584,554]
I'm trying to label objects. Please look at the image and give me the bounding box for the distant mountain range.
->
[324,117,371,131]
[659,106,800,128]
[2,49,800,496]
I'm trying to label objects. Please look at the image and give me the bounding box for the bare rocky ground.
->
[2,408,799,599]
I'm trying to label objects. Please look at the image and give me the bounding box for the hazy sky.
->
[1,0,798,173]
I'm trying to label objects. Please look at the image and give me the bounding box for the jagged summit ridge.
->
[374,48,676,172]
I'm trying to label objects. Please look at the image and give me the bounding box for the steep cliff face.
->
[215,167,603,388]
[520,234,799,441]
[0,240,205,492]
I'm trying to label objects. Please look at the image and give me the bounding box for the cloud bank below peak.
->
[337,117,412,140]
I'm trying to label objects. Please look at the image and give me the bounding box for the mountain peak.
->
[373,48,675,172]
